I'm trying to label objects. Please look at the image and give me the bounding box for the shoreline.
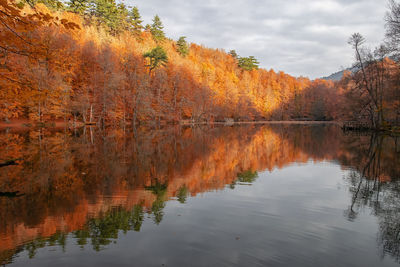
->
[0,120,339,130]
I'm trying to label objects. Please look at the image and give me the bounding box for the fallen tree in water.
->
[0,191,24,198]
[0,159,19,168]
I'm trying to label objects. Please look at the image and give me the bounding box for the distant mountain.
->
[321,55,399,81]
[320,70,346,81]
[320,66,358,81]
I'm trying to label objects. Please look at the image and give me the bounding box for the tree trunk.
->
[38,101,41,122]
[90,104,93,123]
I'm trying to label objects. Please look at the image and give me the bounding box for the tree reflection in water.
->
[0,124,399,265]
[176,185,189,204]
[145,179,168,225]
[230,170,258,189]
[343,133,400,261]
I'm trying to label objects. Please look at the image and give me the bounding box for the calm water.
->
[0,124,399,266]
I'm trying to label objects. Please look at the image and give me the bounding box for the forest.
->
[0,0,399,129]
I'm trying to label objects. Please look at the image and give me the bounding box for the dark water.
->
[0,124,399,267]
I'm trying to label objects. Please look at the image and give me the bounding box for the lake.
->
[0,123,399,267]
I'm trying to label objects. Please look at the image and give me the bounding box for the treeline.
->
[0,0,335,126]
[0,0,399,127]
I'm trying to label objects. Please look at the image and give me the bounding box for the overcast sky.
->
[126,0,387,79]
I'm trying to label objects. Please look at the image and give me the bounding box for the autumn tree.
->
[120,50,150,127]
[70,41,98,125]
[9,0,400,127]
[0,1,79,122]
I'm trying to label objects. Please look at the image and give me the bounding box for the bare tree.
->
[348,33,390,128]
[385,0,400,56]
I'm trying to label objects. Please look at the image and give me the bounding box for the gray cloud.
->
[127,0,387,78]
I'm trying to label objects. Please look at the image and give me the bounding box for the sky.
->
[126,0,388,79]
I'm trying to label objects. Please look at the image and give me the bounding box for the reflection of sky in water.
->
[9,161,399,267]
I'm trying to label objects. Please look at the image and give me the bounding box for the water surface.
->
[0,124,399,266]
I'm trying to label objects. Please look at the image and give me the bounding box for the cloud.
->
[128,0,387,79]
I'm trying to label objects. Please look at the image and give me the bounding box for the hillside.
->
[1,0,398,127]
[0,0,347,125]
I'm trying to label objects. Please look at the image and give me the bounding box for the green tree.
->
[150,15,165,42]
[144,24,151,31]
[67,0,88,14]
[117,3,130,31]
[25,0,64,10]
[238,56,259,71]
[143,46,168,74]
[229,50,238,59]
[90,0,126,35]
[176,36,189,57]
[127,6,143,35]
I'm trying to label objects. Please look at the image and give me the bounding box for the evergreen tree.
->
[238,56,259,71]
[144,24,151,32]
[117,3,130,31]
[90,0,125,35]
[128,6,143,34]
[176,36,189,57]
[143,46,168,74]
[67,0,88,14]
[229,50,238,59]
[150,15,165,42]
[25,0,64,10]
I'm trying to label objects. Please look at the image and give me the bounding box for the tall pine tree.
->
[89,0,127,35]
[128,6,143,35]
[150,15,165,42]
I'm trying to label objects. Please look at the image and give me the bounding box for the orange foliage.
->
[0,2,323,125]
